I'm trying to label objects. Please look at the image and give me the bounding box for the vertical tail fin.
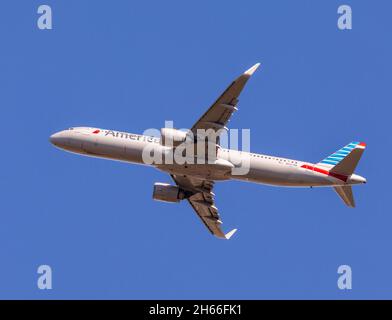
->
[320,142,367,208]
[318,141,366,176]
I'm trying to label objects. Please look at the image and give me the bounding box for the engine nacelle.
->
[160,128,188,147]
[153,183,184,203]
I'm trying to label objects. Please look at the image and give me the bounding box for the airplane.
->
[50,63,366,239]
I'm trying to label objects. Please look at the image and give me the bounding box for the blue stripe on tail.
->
[318,142,359,167]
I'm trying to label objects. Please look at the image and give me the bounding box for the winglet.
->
[225,228,238,240]
[244,63,261,76]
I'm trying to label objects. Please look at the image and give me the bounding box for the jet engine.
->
[152,183,185,203]
[160,128,188,147]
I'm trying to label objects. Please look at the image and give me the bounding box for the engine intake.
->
[153,183,185,203]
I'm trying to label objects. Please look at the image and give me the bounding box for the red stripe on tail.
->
[301,164,348,182]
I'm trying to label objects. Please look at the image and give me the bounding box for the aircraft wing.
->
[190,63,260,133]
[171,174,237,239]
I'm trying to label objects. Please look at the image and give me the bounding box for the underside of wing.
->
[191,63,260,133]
[171,174,237,239]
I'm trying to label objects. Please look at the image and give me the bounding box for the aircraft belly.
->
[232,160,332,187]
[157,163,231,181]
[81,135,124,159]
[71,136,146,165]
[123,140,147,164]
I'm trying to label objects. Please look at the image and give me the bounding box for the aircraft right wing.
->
[190,63,260,134]
[170,174,237,239]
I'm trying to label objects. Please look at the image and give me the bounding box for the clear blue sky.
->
[0,1,391,299]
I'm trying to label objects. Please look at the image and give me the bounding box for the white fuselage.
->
[50,127,365,187]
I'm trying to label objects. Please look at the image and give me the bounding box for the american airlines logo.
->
[100,129,160,143]
[89,123,251,174]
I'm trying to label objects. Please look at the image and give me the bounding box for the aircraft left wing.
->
[171,174,237,239]
[190,63,260,133]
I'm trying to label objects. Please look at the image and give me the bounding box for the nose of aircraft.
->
[49,132,60,145]
[49,131,67,148]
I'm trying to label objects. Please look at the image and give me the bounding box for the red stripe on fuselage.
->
[301,164,348,182]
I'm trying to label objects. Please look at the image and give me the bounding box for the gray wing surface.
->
[190,63,260,133]
[171,174,237,239]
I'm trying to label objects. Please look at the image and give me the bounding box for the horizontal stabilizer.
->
[334,185,355,208]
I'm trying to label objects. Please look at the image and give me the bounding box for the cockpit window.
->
[68,127,74,130]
